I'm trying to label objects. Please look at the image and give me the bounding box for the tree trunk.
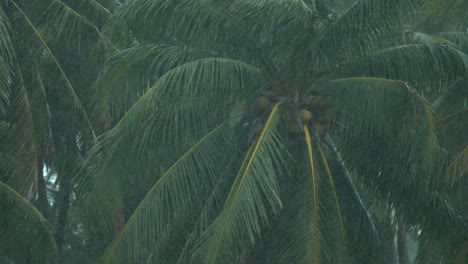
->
[36,160,50,221]
[397,221,410,264]
[55,172,71,261]
[54,140,74,261]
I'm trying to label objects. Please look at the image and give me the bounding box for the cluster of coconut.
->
[256,95,332,135]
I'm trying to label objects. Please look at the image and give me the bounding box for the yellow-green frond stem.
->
[303,125,320,264]
[205,102,282,264]
[317,142,349,263]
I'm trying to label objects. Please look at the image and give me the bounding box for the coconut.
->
[299,109,313,123]
[314,123,325,135]
[258,96,271,109]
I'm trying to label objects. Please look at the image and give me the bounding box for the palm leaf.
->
[77,58,261,234]
[317,0,419,65]
[99,121,231,263]
[329,44,468,92]
[194,103,285,264]
[107,0,315,62]
[270,126,378,263]
[33,0,112,43]
[322,77,448,200]
[0,182,57,263]
[424,0,468,27]
[316,141,349,263]
[445,146,468,184]
[2,62,44,197]
[11,0,96,139]
[0,9,12,115]
[93,44,212,124]
[436,32,468,53]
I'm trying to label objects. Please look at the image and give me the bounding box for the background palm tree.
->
[0,0,115,262]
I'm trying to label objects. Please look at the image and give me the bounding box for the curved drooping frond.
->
[3,65,44,197]
[0,9,12,114]
[317,0,419,65]
[323,77,447,190]
[270,126,378,264]
[270,127,331,264]
[329,44,468,92]
[424,0,468,27]
[11,0,96,139]
[30,0,112,46]
[433,77,467,156]
[404,31,460,46]
[322,77,466,259]
[172,166,237,264]
[107,0,315,61]
[105,57,260,134]
[77,58,262,229]
[194,103,285,264]
[436,32,468,53]
[0,182,57,263]
[315,141,349,263]
[445,146,467,184]
[99,122,231,264]
[0,57,10,116]
[93,44,212,124]
[325,77,437,140]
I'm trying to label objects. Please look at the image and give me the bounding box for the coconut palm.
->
[75,0,468,263]
[0,0,116,262]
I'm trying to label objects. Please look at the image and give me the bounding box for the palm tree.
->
[76,0,468,263]
[0,0,115,262]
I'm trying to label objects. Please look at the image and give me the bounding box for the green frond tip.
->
[0,182,57,263]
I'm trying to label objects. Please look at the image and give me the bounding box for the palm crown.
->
[75,0,468,263]
[0,0,467,263]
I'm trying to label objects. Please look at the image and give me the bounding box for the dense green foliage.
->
[0,0,467,263]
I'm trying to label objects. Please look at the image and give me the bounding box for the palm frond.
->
[0,9,12,115]
[31,0,115,50]
[2,61,42,197]
[108,57,262,149]
[423,0,468,28]
[0,182,57,263]
[93,44,213,124]
[316,141,349,263]
[11,0,96,139]
[106,0,315,61]
[269,126,379,263]
[323,77,448,192]
[317,0,419,65]
[0,56,11,116]
[436,32,468,53]
[76,57,262,233]
[272,125,327,264]
[193,103,285,264]
[433,78,467,154]
[446,146,467,184]
[97,122,231,263]
[87,0,114,16]
[328,44,468,92]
